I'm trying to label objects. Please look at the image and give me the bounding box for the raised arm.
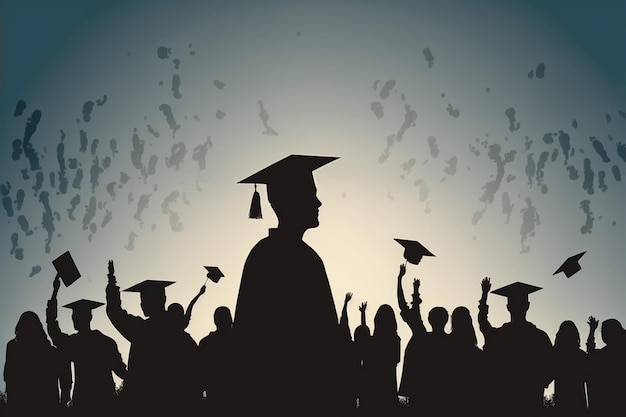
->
[397,264,425,334]
[105,260,143,341]
[478,277,494,338]
[184,285,206,328]
[586,316,598,354]
[397,264,409,312]
[359,301,367,327]
[339,292,353,340]
[46,275,70,348]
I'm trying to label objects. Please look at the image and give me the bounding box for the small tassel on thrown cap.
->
[248,184,262,219]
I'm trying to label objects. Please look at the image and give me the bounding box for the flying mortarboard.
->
[553,251,586,278]
[491,282,542,301]
[394,238,435,265]
[124,280,175,295]
[204,266,224,283]
[238,154,339,219]
[52,251,81,287]
[62,299,104,312]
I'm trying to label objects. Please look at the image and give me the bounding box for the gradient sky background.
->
[1,0,625,396]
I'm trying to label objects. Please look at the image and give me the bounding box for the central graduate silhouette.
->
[233,155,344,417]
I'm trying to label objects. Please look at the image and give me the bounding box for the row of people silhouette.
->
[3,154,625,417]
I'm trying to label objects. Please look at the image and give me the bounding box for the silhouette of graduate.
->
[478,278,552,417]
[46,275,127,416]
[233,154,345,417]
[105,261,199,417]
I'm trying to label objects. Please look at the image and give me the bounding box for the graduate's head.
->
[124,280,173,317]
[428,306,449,331]
[63,300,102,332]
[601,318,625,346]
[15,311,48,344]
[239,155,338,232]
[492,282,541,320]
[451,306,477,346]
[354,324,371,343]
[374,304,397,336]
[214,306,233,331]
[555,320,580,349]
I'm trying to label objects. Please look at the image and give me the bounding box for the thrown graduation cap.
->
[204,266,224,284]
[492,282,542,300]
[238,154,339,219]
[395,238,435,265]
[52,251,81,287]
[553,251,586,278]
[62,299,104,312]
[124,280,175,295]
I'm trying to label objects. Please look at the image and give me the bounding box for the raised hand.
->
[588,316,599,331]
[359,301,367,313]
[481,277,491,294]
[199,285,206,295]
[107,260,116,284]
[398,263,406,279]
[344,292,353,304]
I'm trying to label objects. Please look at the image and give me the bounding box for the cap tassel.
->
[248,184,262,219]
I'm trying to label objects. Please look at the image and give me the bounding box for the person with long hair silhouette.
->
[397,263,451,416]
[478,277,552,417]
[3,311,71,417]
[586,316,626,417]
[354,301,370,412]
[167,284,206,331]
[551,320,588,417]
[233,155,344,417]
[198,306,234,416]
[46,275,127,416]
[360,304,400,416]
[105,261,200,417]
[447,306,484,416]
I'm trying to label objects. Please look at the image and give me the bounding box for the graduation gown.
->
[481,320,552,417]
[46,299,126,409]
[232,228,344,417]
[106,284,199,416]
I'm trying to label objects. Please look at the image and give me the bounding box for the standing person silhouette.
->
[448,306,484,417]
[233,155,344,417]
[360,304,401,417]
[586,316,626,417]
[105,261,200,417]
[478,278,552,417]
[397,263,451,416]
[46,275,127,416]
[198,306,234,416]
[551,320,588,417]
[3,311,71,417]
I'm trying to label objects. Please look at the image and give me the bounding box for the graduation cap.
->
[553,251,586,278]
[124,280,174,296]
[395,238,435,265]
[491,282,542,301]
[238,154,339,219]
[52,251,81,287]
[62,299,104,312]
[204,266,224,284]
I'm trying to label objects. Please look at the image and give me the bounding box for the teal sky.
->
[1,0,625,395]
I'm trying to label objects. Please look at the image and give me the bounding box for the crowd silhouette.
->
[2,154,625,417]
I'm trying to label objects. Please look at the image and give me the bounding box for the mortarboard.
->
[553,251,586,278]
[491,282,542,301]
[62,299,104,312]
[52,251,81,287]
[395,238,435,265]
[204,266,224,283]
[238,154,339,219]
[124,280,174,295]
